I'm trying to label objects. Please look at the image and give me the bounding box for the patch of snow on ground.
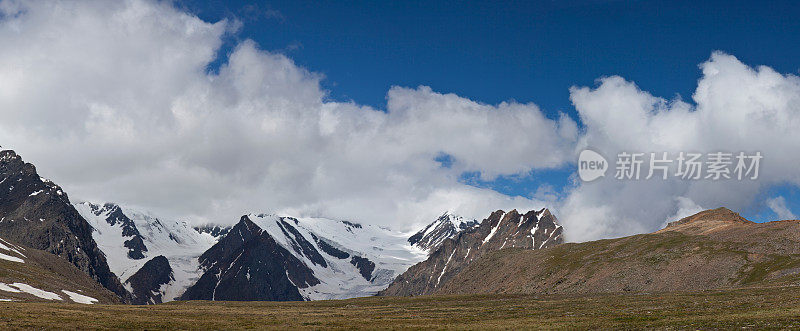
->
[0,252,23,263]
[0,238,25,263]
[0,237,26,257]
[62,290,98,304]
[4,283,62,300]
[0,283,21,293]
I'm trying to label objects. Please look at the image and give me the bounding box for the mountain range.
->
[4,149,558,303]
[13,147,798,305]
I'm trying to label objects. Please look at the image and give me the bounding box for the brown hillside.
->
[436,208,800,296]
[0,236,120,304]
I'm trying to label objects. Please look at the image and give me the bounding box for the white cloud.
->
[559,52,800,242]
[0,0,575,230]
[2,0,799,241]
[767,196,797,220]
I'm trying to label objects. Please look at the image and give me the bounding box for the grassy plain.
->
[2,285,800,329]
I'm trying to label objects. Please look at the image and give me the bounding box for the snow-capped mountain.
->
[2,150,564,304]
[75,202,228,304]
[181,214,429,301]
[381,208,563,296]
[0,150,129,301]
[408,212,479,252]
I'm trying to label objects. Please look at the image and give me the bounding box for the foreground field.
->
[2,286,800,329]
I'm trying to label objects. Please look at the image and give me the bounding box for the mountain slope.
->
[0,235,119,303]
[181,214,428,301]
[0,150,129,301]
[75,202,226,303]
[436,207,800,296]
[381,208,563,296]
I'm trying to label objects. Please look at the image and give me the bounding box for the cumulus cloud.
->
[767,196,797,220]
[559,52,800,241]
[0,0,575,229]
[2,0,798,240]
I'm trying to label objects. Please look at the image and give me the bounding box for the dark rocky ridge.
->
[193,224,232,239]
[311,233,350,259]
[350,256,376,281]
[381,208,563,296]
[125,255,173,305]
[277,218,327,268]
[0,150,130,302]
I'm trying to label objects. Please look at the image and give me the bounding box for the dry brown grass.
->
[2,285,800,329]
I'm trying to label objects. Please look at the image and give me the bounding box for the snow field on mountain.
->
[249,214,428,300]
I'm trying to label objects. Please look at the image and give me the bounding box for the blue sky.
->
[180,0,800,112]
[5,0,800,236]
[175,0,800,221]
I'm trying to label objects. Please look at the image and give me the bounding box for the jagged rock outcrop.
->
[125,255,174,305]
[381,208,563,296]
[408,212,479,252]
[0,150,130,301]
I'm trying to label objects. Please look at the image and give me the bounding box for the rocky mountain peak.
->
[408,212,479,252]
[0,150,130,302]
[381,207,563,297]
[180,214,318,301]
[80,202,148,260]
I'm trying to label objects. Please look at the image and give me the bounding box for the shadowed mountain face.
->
[434,208,800,296]
[125,255,174,305]
[0,150,129,302]
[181,213,430,301]
[180,216,313,301]
[381,208,563,296]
